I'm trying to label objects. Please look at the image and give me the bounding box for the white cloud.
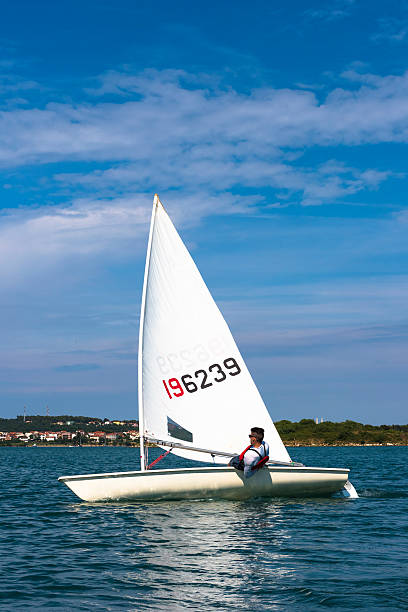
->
[0,68,406,206]
[395,209,408,223]
[54,156,390,207]
[304,0,356,22]
[372,17,408,43]
[0,190,260,286]
[0,197,147,285]
[0,67,406,302]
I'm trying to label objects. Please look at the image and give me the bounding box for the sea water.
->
[0,446,407,610]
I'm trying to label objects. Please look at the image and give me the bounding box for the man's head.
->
[249,427,264,443]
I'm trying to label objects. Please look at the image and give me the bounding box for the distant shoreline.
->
[1,442,407,448]
[2,417,407,446]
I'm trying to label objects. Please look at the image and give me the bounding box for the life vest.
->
[236,443,269,471]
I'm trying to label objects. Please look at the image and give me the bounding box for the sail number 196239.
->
[162,357,241,399]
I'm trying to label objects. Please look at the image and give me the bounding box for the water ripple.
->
[1,446,407,610]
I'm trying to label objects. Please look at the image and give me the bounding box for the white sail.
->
[140,196,291,464]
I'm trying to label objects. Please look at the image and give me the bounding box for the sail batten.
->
[140,196,291,464]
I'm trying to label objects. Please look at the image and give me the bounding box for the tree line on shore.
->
[275,419,408,445]
[0,415,137,433]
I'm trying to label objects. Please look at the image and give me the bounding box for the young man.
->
[243,427,269,478]
[229,427,270,478]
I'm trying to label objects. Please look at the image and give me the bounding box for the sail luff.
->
[137,195,159,471]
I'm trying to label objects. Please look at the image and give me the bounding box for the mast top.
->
[153,193,166,211]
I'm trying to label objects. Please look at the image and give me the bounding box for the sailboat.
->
[59,195,356,502]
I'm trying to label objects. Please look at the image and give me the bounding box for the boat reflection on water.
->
[69,498,301,608]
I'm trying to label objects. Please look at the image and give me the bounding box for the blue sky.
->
[1,0,408,423]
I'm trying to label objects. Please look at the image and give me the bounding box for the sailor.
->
[229,427,270,478]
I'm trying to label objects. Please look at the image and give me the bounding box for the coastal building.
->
[105,433,117,442]
[124,431,140,441]
[88,431,106,443]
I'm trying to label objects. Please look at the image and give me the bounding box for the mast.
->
[138,194,159,471]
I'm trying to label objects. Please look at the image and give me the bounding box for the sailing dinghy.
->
[59,195,355,502]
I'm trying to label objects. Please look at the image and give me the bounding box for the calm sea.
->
[1,446,407,610]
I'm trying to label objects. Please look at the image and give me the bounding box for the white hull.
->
[59,465,349,502]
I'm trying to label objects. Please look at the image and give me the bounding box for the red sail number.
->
[162,378,184,399]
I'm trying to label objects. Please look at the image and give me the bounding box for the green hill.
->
[0,415,138,433]
[276,419,408,445]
